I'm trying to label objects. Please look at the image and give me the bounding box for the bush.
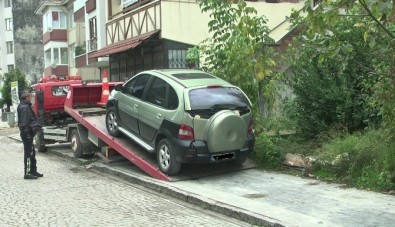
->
[253,133,284,169]
[285,17,381,138]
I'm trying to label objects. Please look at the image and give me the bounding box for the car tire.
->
[33,129,46,153]
[157,138,181,175]
[106,106,121,137]
[70,129,83,158]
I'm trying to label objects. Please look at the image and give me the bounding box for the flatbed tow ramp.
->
[64,83,255,182]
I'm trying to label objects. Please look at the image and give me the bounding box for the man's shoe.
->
[32,172,43,177]
[24,174,38,180]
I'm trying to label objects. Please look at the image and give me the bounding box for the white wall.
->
[161,1,210,46]
[96,0,109,66]
[161,1,305,45]
[252,2,304,42]
[73,0,85,11]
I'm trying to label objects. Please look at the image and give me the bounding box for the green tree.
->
[289,0,395,135]
[198,0,277,131]
[1,68,28,110]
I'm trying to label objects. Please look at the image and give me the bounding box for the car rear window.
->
[189,87,250,110]
[172,73,215,80]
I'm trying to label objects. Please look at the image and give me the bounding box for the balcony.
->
[42,29,67,44]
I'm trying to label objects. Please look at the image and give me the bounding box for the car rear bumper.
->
[172,134,255,164]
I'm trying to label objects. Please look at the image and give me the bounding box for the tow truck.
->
[31,75,172,181]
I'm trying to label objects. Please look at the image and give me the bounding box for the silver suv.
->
[106,69,255,175]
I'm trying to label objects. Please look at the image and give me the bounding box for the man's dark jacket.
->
[17,100,40,137]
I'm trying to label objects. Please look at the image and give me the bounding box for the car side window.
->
[167,86,179,110]
[124,74,151,99]
[146,77,167,108]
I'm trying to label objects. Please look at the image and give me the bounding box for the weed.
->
[253,134,284,169]
[313,130,395,191]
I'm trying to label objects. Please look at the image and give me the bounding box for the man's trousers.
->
[21,134,37,176]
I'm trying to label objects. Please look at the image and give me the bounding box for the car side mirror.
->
[114,84,123,92]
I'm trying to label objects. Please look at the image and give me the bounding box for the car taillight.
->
[178,124,194,140]
[248,120,254,134]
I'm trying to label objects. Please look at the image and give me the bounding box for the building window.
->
[88,17,97,52]
[45,47,69,67]
[5,0,11,8]
[8,65,14,71]
[60,48,68,64]
[69,11,75,29]
[168,50,187,69]
[44,11,67,32]
[54,48,60,65]
[89,17,97,39]
[69,44,75,67]
[6,41,13,54]
[45,49,51,67]
[5,18,12,31]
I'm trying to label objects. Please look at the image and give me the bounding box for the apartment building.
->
[0,0,44,85]
[35,0,102,81]
[35,0,304,82]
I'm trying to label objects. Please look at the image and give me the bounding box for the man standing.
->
[17,90,43,180]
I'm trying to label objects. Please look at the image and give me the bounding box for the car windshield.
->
[189,87,249,110]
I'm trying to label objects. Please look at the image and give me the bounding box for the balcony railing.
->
[88,38,98,52]
[75,41,86,56]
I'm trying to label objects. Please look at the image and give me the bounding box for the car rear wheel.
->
[106,107,121,137]
[157,138,181,175]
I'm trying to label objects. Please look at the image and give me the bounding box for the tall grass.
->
[314,130,395,191]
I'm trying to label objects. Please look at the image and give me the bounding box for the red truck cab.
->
[31,75,82,126]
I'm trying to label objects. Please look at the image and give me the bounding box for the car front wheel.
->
[157,138,181,175]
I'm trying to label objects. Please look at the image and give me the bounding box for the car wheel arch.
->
[106,99,118,109]
[155,123,177,147]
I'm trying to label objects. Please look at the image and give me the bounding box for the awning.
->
[89,30,159,58]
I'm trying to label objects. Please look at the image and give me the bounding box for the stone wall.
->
[12,0,44,84]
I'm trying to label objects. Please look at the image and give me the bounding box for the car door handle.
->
[134,104,138,109]
[156,113,162,118]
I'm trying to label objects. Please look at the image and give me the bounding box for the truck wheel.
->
[157,138,181,175]
[70,129,83,158]
[106,107,121,137]
[33,130,46,153]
